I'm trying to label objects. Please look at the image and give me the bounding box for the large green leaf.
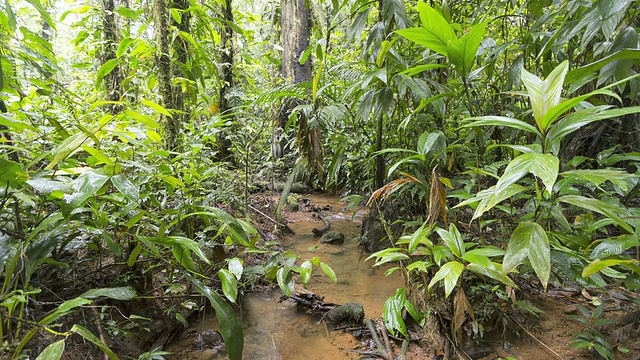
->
[463,116,541,137]
[81,287,137,300]
[218,269,238,303]
[436,224,464,258]
[70,325,118,360]
[36,340,65,360]
[503,222,550,289]
[111,174,139,203]
[590,235,639,259]
[96,59,119,90]
[428,261,464,298]
[447,22,487,77]
[188,275,243,360]
[455,183,527,220]
[560,169,635,192]
[0,159,29,188]
[558,195,633,233]
[566,49,640,84]
[61,170,110,217]
[396,3,454,56]
[496,152,559,194]
[582,258,640,278]
[320,261,337,283]
[521,60,568,133]
[383,289,408,337]
[545,106,640,153]
[152,236,211,269]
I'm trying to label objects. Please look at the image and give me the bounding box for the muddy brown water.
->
[166,194,403,359]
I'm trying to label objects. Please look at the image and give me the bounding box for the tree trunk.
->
[275,0,312,159]
[281,0,312,86]
[102,0,123,113]
[154,0,180,151]
[216,0,235,164]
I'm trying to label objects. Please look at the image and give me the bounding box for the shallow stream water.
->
[166,194,403,359]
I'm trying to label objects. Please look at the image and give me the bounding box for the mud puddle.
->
[166,194,403,359]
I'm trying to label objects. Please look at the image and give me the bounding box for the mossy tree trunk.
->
[216,0,235,164]
[154,0,177,151]
[102,0,123,114]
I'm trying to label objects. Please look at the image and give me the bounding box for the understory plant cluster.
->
[1,0,640,359]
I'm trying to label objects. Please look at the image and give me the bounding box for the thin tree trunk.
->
[216,0,235,164]
[102,0,123,113]
[154,0,180,151]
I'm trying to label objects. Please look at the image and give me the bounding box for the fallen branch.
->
[312,210,330,236]
[364,318,391,360]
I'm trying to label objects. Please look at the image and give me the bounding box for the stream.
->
[166,194,403,359]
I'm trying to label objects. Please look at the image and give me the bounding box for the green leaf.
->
[496,152,559,194]
[81,287,137,300]
[299,260,313,285]
[583,259,639,278]
[436,224,464,258]
[503,222,550,289]
[542,88,619,131]
[36,340,65,360]
[591,235,639,259]
[4,0,16,31]
[218,269,238,303]
[462,116,542,137]
[187,275,243,360]
[141,99,172,117]
[124,110,161,129]
[406,222,433,254]
[558,195,633,234]
[467,263,517,288]
[366,248,410,266]
[457,183,527,220]
[417,130,446,158]
[560,169,635,192]
[566,49,640,84]
[276,266,294,297]
[45,131,92,170]
[96,59,119,90]
[25,0,56,30]
[398,64,448,78]
[447,22,487,77]
[70,325,118,360]
[160,236,211,266]
[320,262,337,283]
[128,244,142,267]
[228,258,243,280]
[546,106,640,152]
[521,60,569,133]
[111,174,139,203]
[428,261,464,298]
[0,159,29,188]
[383,292,407,337]
[61,170,110,217]
[461,252,493,269]
[417,2,455,54]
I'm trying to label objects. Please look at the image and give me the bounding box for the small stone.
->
[320,230,345,244]
[563,305,578,315]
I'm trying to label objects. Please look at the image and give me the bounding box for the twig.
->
[91,307,109,360]
[509,315,565,360]
[364,318,389,360]
[399,339,408,360]
[247,204,289,228]
[379,321,395,360]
